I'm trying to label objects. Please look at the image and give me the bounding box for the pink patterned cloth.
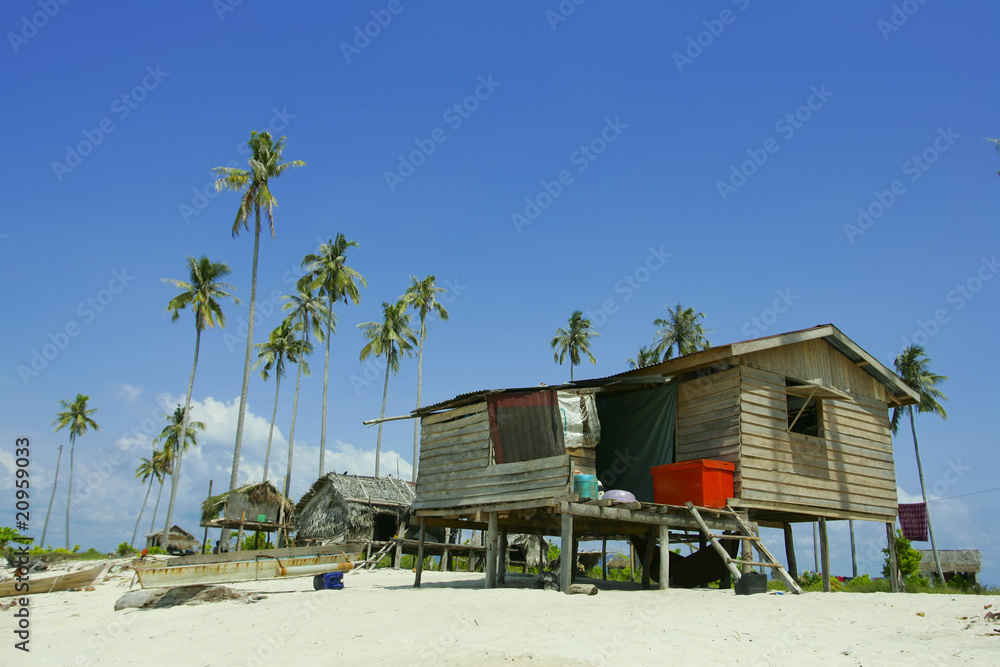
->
[898,502,928,542]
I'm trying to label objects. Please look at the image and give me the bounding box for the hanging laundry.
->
[898,502,929,542]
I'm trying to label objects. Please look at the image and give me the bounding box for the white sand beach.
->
[5,560,999,666]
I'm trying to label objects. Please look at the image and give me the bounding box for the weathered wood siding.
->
[675,367,742,495]
[738,364,897,521]
[740,338,890,403]
[413,402,573,510]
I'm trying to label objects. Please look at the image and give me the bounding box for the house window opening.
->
[786,383,822,437]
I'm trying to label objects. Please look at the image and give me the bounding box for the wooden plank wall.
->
[738,364,897,520]
[675,367,742,494]
[740,338,889,403]
[413,402,572,510]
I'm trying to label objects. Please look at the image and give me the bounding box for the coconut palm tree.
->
[253,319,307,484]
[627,344,661,370]
[551,310,599,382]
[39,444,63,549]
[653,303,711,361]
[401,275,450,482]
[130,451,163,549]
[146,448,171,538]
[279,288,327,499]
[160,256,237,550]
[358,300,417,477]
[152,406,205,548]
[51,394,100,550]
[214,131,304,528]
[891,344,948,583]
[299,234,366,477]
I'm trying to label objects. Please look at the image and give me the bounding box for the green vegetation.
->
[551,310,599,382]
[214,130,305,515]
[50,393,100,550]
[242,534,275,551]
[359,300,417,477]
[0,526,33,551]
[883,529,923,579]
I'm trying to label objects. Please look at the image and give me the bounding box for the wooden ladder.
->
[685,502,804,595]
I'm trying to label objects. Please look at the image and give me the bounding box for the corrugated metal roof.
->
[413,324,917,415]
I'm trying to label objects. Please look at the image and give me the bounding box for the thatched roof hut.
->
[146,525,199,553]
[200,481,296,531]
[295,473,415,545]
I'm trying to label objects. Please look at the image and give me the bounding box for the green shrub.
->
[116,542,138,557]
[883,530,922,579]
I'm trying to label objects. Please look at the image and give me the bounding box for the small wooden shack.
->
[295,473,414,545]
[146,525,199,553]
[409,325,920,593]
[918,549,980,584]
[201,481,296,540]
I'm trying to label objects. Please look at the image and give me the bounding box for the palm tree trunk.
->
[40,444,63,548]
[161,326,202,551]
[283,356,304,501]
[910,410,945,583]
[411,324,426,482]
[319,307,332,478]
[570,363,574,383]
[130,478,154,548]
[149,477,165,535]
[375,358,391,478]
[226,206,261,542]
[65,435,75,550]
[849,520,858,578]
[263,373,281,483]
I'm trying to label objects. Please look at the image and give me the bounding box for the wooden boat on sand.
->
[0,563,107,597]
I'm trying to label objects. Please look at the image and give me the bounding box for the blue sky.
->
[1,1,998,584]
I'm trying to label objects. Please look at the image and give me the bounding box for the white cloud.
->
[117,383,145,404]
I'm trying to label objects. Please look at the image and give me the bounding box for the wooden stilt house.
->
[408,325,920,593]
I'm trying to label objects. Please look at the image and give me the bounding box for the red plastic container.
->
[651,459,735,508]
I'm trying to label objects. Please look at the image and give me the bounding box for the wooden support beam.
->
[601,539,608,581]
[394,520,405,570]
[485,513,498,589]
[498,529,508,585]
[740,512,752,575]
[641,527,655,590]
[629,544,635,583]
[783,523,798,583]
[414,517,426,588]
[560,513,573,595]
[819,517,831,592]
[886,522,901,593]
[849,520,858,579]
[440,528,452,572]
[658,524,670,591]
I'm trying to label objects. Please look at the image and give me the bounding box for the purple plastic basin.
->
[601,489,637,503]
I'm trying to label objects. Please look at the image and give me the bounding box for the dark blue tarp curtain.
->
[594,383,676,502]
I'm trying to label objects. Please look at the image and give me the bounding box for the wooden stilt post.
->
[201,480,212,554]
[468,531,476,572]
[740,512,752,575]
[539,533,547,574]
[783,523,798,583]
[849,519,858,579]
[560,513,573,594]
[442,528,452,573]
[629,544,635,583]
[498,528,507,585]
[394,519,405,570]
[819,517,831,592]
[641,528,655,590]
[886,522,901,593]
[414,516,426,587]
[601,539,608,580]
[236,512,246,552]
[485,512,498,589]
[658,524,670,590]
[812,521,819,572]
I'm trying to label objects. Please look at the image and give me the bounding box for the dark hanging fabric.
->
[487,391,565,464]
[594,383,676,502]
[898,502,929,542]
